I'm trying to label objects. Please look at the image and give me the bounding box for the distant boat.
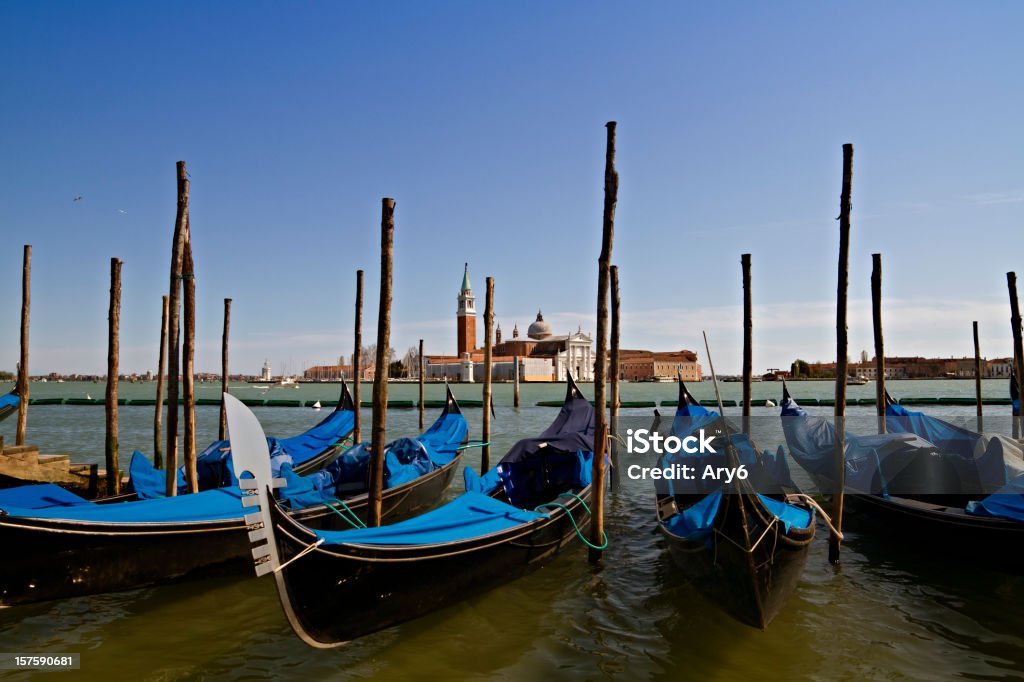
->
[85,393,92,400]
[846,375,870,386]
[278,376,298,387]
[312,400,322,410]
[765,399,777,407]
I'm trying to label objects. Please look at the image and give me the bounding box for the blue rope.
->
[534,492,608,550]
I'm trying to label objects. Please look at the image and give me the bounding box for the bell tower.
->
[457,263,477,356]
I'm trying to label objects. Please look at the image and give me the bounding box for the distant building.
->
[425,265,594,382]
[303,364,355,381]
[619,349,702,382]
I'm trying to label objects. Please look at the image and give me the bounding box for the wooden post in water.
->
[182,238,198,494]
[830,143,853,565]
[418,338,425,431]
[590,121,618,562]
[154,295,168,468]
[513,354,520,408]
[973,321,983,432]
[1008,272,1024,438]
[482,277,494,473]
[609,265,622,492]
[165,162,189,497]
[368,199,394,527]
[105,257,122,496]
[16,244,31,446]
[871,253,886,434]
[353,269,364,444]
[219,298,232,441]
[741,253,752,435]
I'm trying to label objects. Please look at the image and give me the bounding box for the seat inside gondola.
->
[497,446,593,510]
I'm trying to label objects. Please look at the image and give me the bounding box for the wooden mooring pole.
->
[368,199,394,527]
[482,277,494,473]
[105,257,122,496]
[154,295,168,468]
[165,161,189,497]
[182,238,198,494]
[513,354,520,408]
[590,121,618,562]
[973,321,983,432]
[872,253,886,434]
[353,269,364,444]
[830,143,853,565]
[16,244,31,446]
[1007,272,1024,439]
[418,338,425,431]
[741,253,752,435]
[609,264,621,492]
[219,298,232,441]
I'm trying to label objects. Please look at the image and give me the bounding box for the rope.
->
[456,441,491,451]
[534,492,608,550]
[784,493,844,541]
[321,497,367,529]
[713,516,779,555]
[273,537,324,573]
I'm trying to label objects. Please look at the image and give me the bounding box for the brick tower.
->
[456,263,477,356]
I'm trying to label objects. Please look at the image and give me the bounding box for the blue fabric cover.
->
[665,489,722,541]
[885,402,1008,490]
[128,408,354,497]
[663,491,813,542]
[497,448,593,508]
[129,451,182,500]
[661,398,795,496]
[966,474,1024,522]
[314,491,546,546]
[782,393,941,494]
[885,403,980,459]
[0,483,90,510]
[0,487,245,523]
[279,411,468,509]
[0,391,18,409]
[464,466,503,494]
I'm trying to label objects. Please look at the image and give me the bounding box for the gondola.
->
[0,387,467,607]
[0,387,18,423]
[126,380,361,499]
[655,379,815,629]
[233,375,596,647]
[780,384,1024,573]
[883,389,1023,495]
[0,381,359,499]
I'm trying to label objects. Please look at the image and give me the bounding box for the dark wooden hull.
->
[267,485,593,647]
[0,455,459,607]
[844,492,1024,573]
[658,491,814,629]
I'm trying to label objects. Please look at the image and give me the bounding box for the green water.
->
[1,379,1022,680]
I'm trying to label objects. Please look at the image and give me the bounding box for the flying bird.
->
[117,209,127,214]
[73,195,82,202]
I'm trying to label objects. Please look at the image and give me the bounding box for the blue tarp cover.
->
[280,411,468,509]
[0,487,245,523]
[967,474,1024,522]
[0,392,18,409]
[314,490,546,546]
[663,490,812,542]
[0,484,89,510]
[129,408,355,498]
[885,402,1008,490]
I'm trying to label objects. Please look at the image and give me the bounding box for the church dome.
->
[527,310,552,340]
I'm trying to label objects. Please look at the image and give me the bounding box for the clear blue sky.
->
[2,1,1022,376]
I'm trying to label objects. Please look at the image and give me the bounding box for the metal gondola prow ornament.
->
[224,393,285,577]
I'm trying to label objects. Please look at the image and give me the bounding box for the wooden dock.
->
[0,435,114,499]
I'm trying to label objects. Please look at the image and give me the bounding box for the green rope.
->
[321,497,367,529]
[534,492,608,550]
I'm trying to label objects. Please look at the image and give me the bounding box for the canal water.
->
[1,380,1022,680]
